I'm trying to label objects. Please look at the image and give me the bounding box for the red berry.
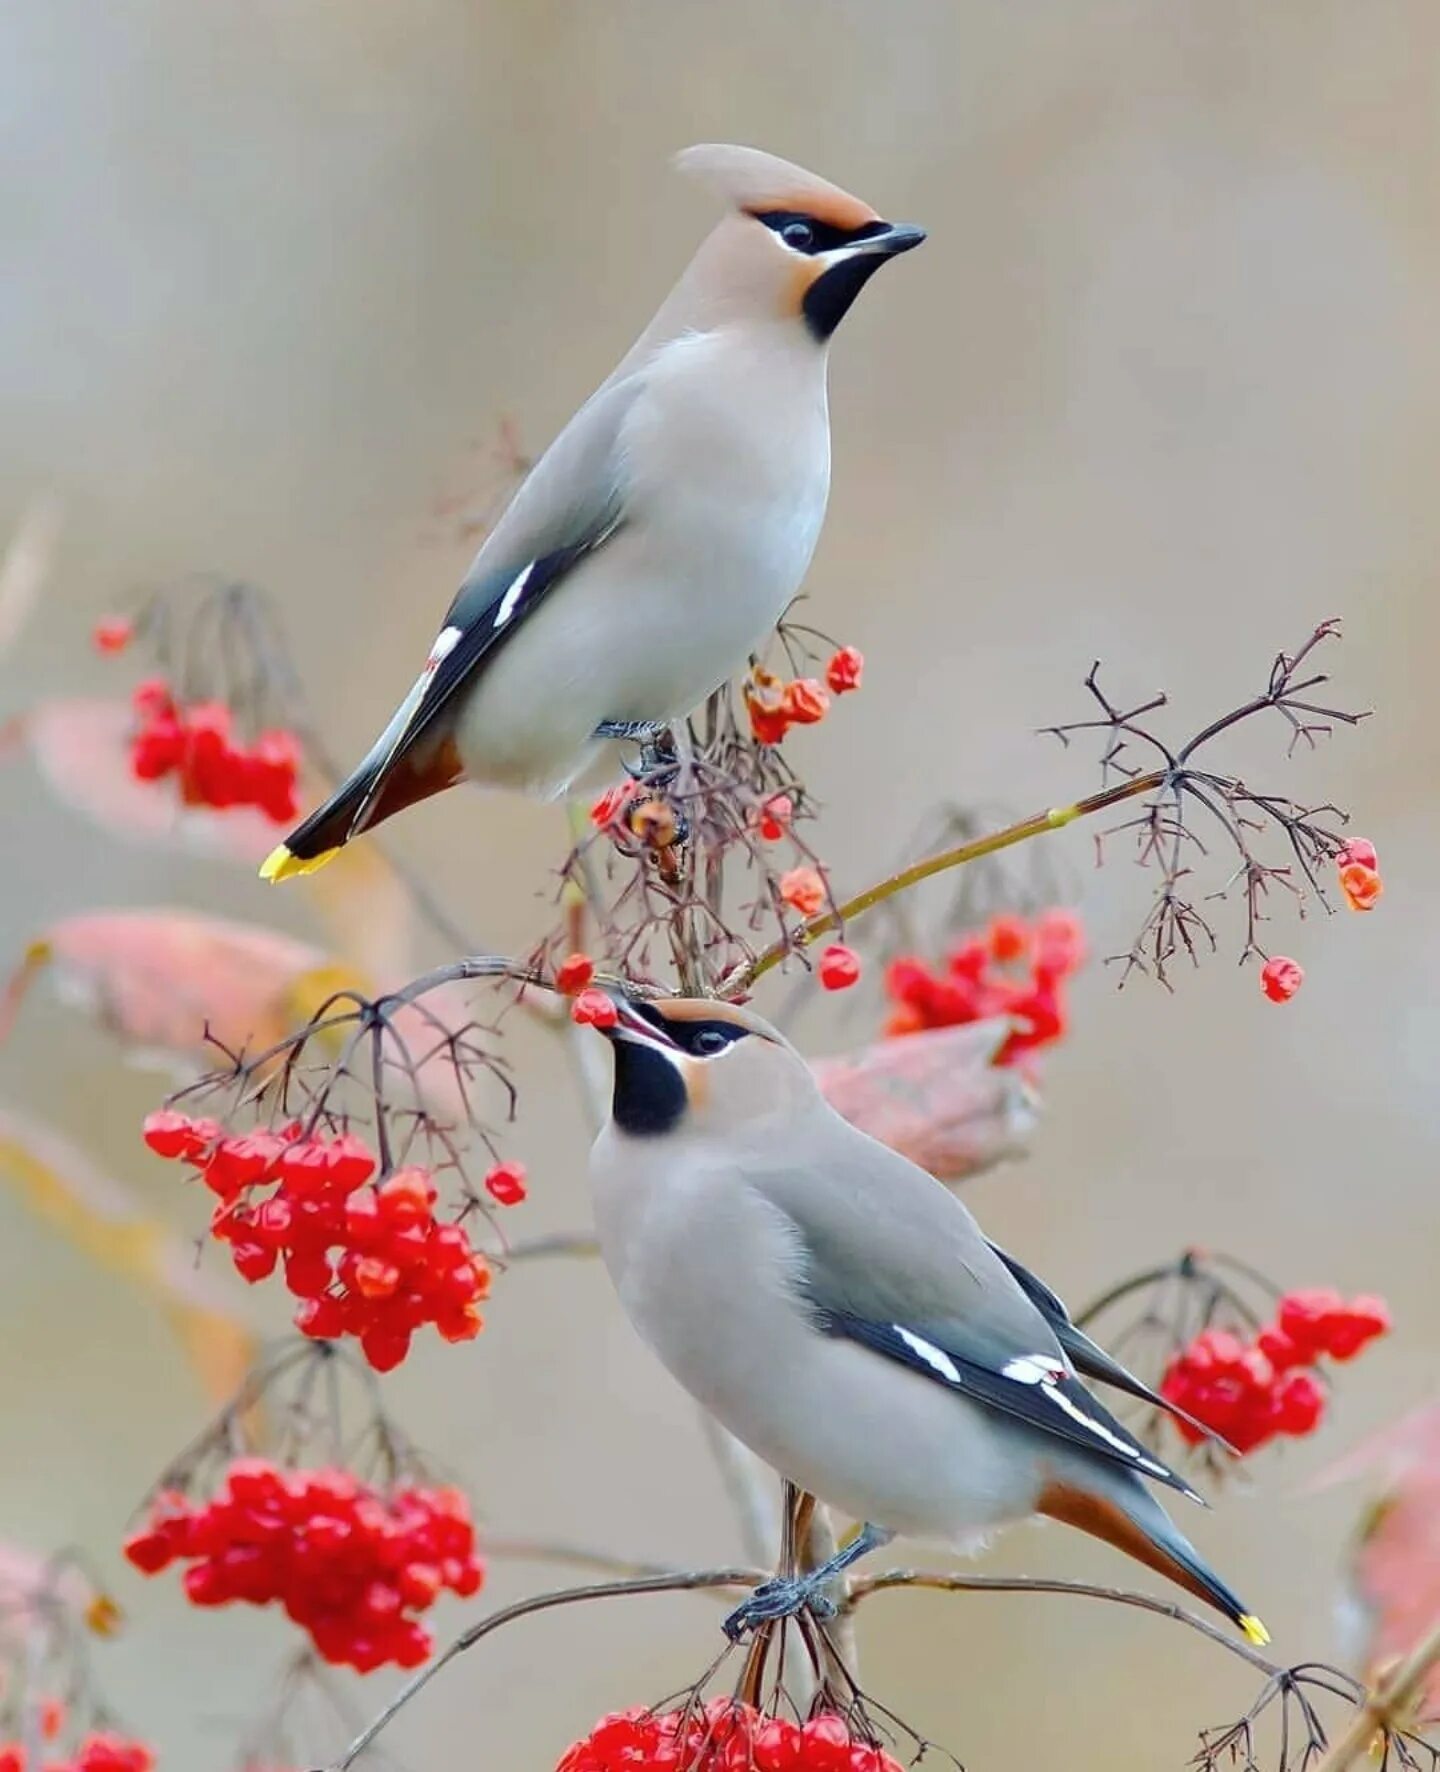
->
[818,943,862,991]
[1260,955,1304,1002]
[142,1108,195,1159]
[231,1242,278,1283]
[824,644,864,695]
[377,1168,436,1226]
[1325,1294,1392,1360]
[360,1325,412,1372]
[123,1528,176,1574]
[751,793,794,843]
[571,987,619,1028]
[328,1132,377,1189]
[353,1257,401,1300]
[1278,1288,1344,1357]
[484,1161,527,1207]
[295,1295,346,1340]
[1256,1325,1304,1372]
[1336,837,1378,871]
[1275,1370,1326,1436]
[92,615,135,654]
[554,952,595,994]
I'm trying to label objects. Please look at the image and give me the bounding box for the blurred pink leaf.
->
[5,908,355,1065]
[811,1019,1039,1182]
[21,697,281,862]
[0,1108,259,1406]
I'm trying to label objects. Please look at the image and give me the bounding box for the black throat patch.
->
[611,1040,688,1137]
[802,254,889,342]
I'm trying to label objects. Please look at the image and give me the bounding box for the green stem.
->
[720,769,1167,997]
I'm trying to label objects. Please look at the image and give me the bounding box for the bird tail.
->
[1038,1473,1269,1647]
[259,769,373,882]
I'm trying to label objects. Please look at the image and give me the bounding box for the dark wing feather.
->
[347,528,614,834]
[813,1308,1200,1501]
[986,1241,1236,1459]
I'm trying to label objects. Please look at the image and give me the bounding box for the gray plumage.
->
[586,997,1267,1643]
[264,145,923,880]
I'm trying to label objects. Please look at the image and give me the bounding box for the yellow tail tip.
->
[259,843,340,883]
[1239,1614,1271,1648]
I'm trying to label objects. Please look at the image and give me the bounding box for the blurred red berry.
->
[554,951,595,994]
[588,780,640,829]
[752,792,794,842]
[782,676,830,726]
[1260,956,1304,1002]
[986,913,1030,963]
[779,865,826,917]
[824,644,864,694]
[92,615,134,654]
[1275,1370,1326,1435]
[571,987,619,1028]
[818,943,861,991]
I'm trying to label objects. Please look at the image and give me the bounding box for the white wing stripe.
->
[493,563,534,628]
[895,1327,962,1385]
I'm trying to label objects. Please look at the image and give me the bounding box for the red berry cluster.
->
[1161,1290,1391,1454]
[556,1700,904,1772]
[123,1459,483,1672]
[141,1112,490,1372]
[883,909,1085,1065]
[0,1738,155,1772]
[126,679,300,823]
[742,645,865,748]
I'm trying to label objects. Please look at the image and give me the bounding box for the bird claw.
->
[721,1575,835,1641]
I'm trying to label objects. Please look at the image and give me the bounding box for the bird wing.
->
[986,1240,1236,1458]
[340,374,643,837]
[754,1107,1199,1500]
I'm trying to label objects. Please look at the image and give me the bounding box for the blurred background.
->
[3,0,1440,1765]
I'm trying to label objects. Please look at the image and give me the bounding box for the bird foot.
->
[721,1574,837,1642]
[594,719,670,744]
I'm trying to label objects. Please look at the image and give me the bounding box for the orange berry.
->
[1338,860,1382,912]
[779,865,826,917]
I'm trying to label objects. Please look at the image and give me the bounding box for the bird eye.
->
[691,1027,732,1057]
[782,220,816,252]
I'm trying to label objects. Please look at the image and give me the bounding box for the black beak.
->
[803,221,927,342]
[602,993,681,1051]
[865,221,927,258]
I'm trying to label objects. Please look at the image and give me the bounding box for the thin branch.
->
[320,1568,765,1771]
[721,772,1166,996]
[845,1568,1279,1679]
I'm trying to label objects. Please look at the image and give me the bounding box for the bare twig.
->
[320,1569,765,1771]
[846,1568,1280,1679]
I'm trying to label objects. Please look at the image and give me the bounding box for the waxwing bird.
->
[262,145,924,881]
[586,996,1268,1645]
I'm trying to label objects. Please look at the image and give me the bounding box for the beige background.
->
[3,2,1440,1766]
